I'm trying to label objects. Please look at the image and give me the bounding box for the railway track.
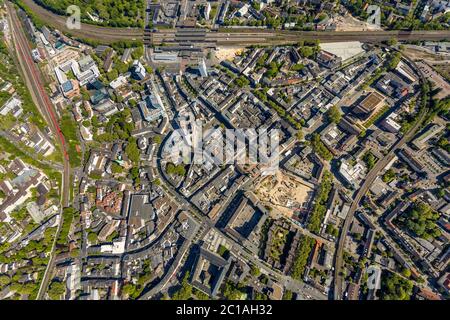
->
[21,0,142,42]
[6,1,72,299]
[152,29,450,45]
[18,0,450,45]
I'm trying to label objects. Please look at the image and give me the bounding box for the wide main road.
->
[18,0,450,44]
[332,54,428,300]
[6,2,71,299]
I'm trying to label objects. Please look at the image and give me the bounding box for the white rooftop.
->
[320,42,365,61]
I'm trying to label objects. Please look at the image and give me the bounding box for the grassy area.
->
[60,112,82,167]
[154,24,173,30]
[68,173,74,203]
[0,91,12,106]
[45,148,63,164]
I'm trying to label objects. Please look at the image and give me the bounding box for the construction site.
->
[255,170,315,219]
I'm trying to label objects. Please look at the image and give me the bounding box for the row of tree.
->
[34,0,145,27]
[307,171,334,233]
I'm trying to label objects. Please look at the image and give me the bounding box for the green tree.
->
[307,171,333,233]
[326,105,342,124]
[152,135,162,144]
[131,46,144,60]
[283,290,293,300]
[386,52,401,70]
[166,163,186,176]
[172,272,193,300]
[80,87,90,101]
[0,275,11,286]
[111,162,123,174]
[222,281,245,300]
[402,202,441,240]
[381,272,413,300]
[290,235,315,280]
[122,283,137,297]
[291,63,305,72]
[382,169,396,183]
[386,37,398,46]
[48,281,65,300]
[125,138,140,164]
[88,232,97,243]
[250,265,261,277]
[311,134,333,161]
[401,268,411,278]
[299,46,314,58]
[363,152,377,170]
[107,69,119,82]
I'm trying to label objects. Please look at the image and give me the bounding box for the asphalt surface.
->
[6,2,71,300]
[18,0,450,45]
